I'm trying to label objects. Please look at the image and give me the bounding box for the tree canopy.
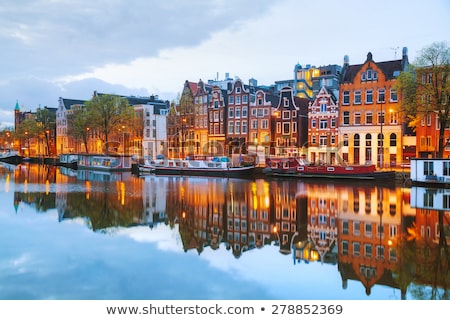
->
[396,41,450,157]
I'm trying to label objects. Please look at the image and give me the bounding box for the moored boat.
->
[265,157,389,180]
[410,158,450,187]
[139,156,255,178]
[0,150,22,165]
[76,153,133,172]
[58,153,78,169]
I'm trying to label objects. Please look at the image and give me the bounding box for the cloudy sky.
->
[0,0,449,127]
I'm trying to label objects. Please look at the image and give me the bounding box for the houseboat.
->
[58,153,78,169]
[76,153,133,172]
[265,157,393,180]
[0,150,22,165]
[139,156,255,178]
[410,158,450,187]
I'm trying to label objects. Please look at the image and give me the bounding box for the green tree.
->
[396,41,450,157]
[16,118,40,156]
[85,94,135,154]
[35,107,56,155]
[68,107,91,153]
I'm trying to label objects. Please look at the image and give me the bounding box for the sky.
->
[0,0,449,128]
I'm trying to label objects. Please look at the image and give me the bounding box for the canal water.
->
[0,163,447,300]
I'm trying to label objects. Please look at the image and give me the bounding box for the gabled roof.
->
[60,98,86,110]
[340,52,406,83]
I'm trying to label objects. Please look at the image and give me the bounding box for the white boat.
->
[410,158,450,187]
[76,153,133,172]
[0,150,22,164]
[58,153,78,169]
[139,156,255,178]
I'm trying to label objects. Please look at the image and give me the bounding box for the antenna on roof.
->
[391,47,399,59]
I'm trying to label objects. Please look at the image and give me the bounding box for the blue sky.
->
[1,0,449,128]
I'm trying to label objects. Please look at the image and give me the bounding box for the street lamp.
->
[378,90,386,169]
[181,118,186,159]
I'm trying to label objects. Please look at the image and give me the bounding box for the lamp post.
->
[378,93,385,169]
[25,131,30,157]
[181,118,186,159]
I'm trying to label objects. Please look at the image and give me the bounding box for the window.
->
[319,135,327,146]
[342,221,349,235]
[242,121,247,133]
[343,134,348,146]
[243,95,248,103]
[366,134,372,146]
[283,123,290,135]
[365,244,373,258]
[342,241,349,255]
[228,122,234,134]
[343,91,350,104]
[236,96,241,105]
[365,223,372,236]
[378,111,385,125]
[354,90,361,104]
[354,112,361,125]
[235,121,240,134]
[331,118,336,127]
[354,134,360,147]
[353,242,360,256]
[424,161,434,175]
[257,98,263,105]
[236,87,241,93]
[444,161,450,176]
[343,111,350,125]
[367,69,373,80]
[366,90,373,104]
[235,108,241,118]
[320,103,327,112]
[390,133,396,146]
[377,88,385,103]
[320,119,328,129]
[389,111,398,124]
[424,192,434,207]
[366,112,373,124]
[242,107,248,117]
[311,119,316,128]
[229,96,234,104]
[390,89,398,102]
[229,107,234,118]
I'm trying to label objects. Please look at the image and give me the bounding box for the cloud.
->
[0,0,276,80]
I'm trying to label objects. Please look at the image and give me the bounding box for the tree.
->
[396,42,450,157]
[35,107,56,155]
[67,107,91,153]
[16,118,40,156]
[84,94,135,154]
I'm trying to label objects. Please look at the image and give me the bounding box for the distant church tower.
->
[14,100,20,131]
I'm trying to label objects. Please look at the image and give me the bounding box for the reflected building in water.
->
[4,163,449,299]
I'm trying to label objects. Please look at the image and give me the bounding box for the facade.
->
[308,86,339,164]
[273,86,309,157]
[207,85,228,155]
[193,79,212,156]
[55,97,86,154]
[249,89,279,158]
[134,97,169,159]
[339,49,409,167]
[226,79,251,156]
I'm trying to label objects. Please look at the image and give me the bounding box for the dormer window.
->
[367,69,373,80]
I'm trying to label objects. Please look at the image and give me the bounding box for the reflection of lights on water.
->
[85,181,91,200]
[119,181,125,205]
[5,174,10,193]
[45,180,50,195]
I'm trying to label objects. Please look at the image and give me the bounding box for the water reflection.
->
[1,163,449,299]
